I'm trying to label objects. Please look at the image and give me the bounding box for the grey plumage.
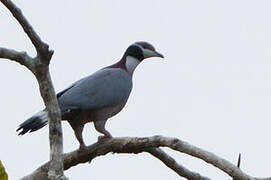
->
[17,68,132,147]
[17,41,164,149]
[17,110,48,135]
[58,68,132,111]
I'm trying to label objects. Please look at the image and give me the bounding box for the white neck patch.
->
[125,56,140,75]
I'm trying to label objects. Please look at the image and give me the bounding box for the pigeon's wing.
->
[56,77,86,98]
[57,86,73,99]
[57,68,133,112]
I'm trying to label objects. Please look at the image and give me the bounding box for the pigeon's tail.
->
[17,110,48,135]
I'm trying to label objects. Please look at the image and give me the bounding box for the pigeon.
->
[17,41,164,149]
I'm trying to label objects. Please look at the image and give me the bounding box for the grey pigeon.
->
[17,41,164,149]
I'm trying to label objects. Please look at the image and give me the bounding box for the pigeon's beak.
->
[143,49,165,59]
[153,51,164,58]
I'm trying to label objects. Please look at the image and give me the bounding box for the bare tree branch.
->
[147,148,212,180]
[21,136,271,180]
[0,0,53,62]
[35,68,64,180]
[0,47,33,69]
[0,0,65,179]
[2,1,271,180]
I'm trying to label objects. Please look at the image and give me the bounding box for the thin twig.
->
[233,153,242,180]
[237,153,241,168]
[147,148,212,180]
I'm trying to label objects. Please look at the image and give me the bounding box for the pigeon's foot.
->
[78,144,87,152]
[98,135,112,142]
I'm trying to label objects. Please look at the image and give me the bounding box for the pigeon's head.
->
[124,41,164,61]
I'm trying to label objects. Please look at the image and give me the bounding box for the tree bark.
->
[0,0,66,179]
[19,136,271,180]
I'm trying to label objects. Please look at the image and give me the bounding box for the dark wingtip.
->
[16,127,21,132]
[16,126,23,135]
[16,125,23,132]
[16,122,28,135]
[18,131,24,136]
[16,116,43,136]
[17,126,29,136]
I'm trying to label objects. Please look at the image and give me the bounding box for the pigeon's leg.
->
[94,119,112,141]
[68,121,85,150]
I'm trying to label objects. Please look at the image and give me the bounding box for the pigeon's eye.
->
[136,42,155,51]
[143,44,155,51]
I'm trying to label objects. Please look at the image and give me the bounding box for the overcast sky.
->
[1,0,271,179]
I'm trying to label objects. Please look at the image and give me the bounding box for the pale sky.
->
[1,0,271,179]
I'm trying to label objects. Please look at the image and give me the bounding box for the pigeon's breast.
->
[76,97,129,123]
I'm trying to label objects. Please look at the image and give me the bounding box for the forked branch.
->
[22,136,271,180]
[0,0,64,179]
[0,0,53,63]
